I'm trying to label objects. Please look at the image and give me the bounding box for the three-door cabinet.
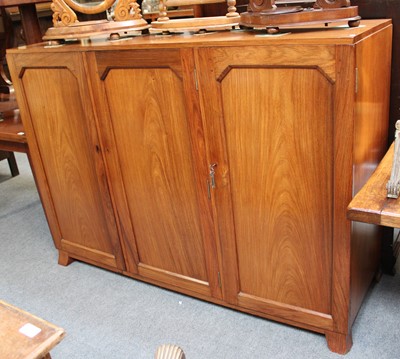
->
[7,19,392,354]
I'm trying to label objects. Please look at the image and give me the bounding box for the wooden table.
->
[0,300,65,359]
[347,143,400,228]
[347,143,400,273]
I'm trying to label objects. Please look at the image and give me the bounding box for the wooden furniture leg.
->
[0,150,19,176]
[325,332,353,355]
[381,226,397,275]
[7,151,19,176]
[18,4,42,44]
[58,250,75,266]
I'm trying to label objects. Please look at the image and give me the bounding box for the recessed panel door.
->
[90,49,221,298]
[197,46,335,328]
[14,53,125,269]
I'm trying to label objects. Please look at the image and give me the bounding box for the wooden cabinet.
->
[7,19,392,354]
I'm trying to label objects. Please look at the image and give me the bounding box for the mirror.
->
[63,0,116,14]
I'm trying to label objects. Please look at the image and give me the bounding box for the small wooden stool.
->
[0,300,65,359]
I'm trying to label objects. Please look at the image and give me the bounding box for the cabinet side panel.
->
[104,68,209,281]
[21,69,117,259]
[350,24,392,324]
[222,67,333,315]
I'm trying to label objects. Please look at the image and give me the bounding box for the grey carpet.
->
[1,153,399,358]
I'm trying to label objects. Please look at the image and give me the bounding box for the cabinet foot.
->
[58,251,74,266]
[325,331,352,354]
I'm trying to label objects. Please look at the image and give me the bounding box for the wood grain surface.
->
[11,53,126,269]
[88,48,222,297]
[0,300,65,359]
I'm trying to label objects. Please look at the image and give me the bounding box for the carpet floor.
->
[1,153,399,358]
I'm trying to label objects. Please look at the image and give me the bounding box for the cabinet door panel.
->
[225,67,333,311]
[91,50,221,297]
[16,55,124,269]
[107,68,207,279]
[198,48,334,328]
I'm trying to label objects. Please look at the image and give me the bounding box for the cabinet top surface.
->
[7,19,391,54]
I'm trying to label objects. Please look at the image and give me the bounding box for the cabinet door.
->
[197,46,335,329]
[9,52,125,270]
[88,49,222,298]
